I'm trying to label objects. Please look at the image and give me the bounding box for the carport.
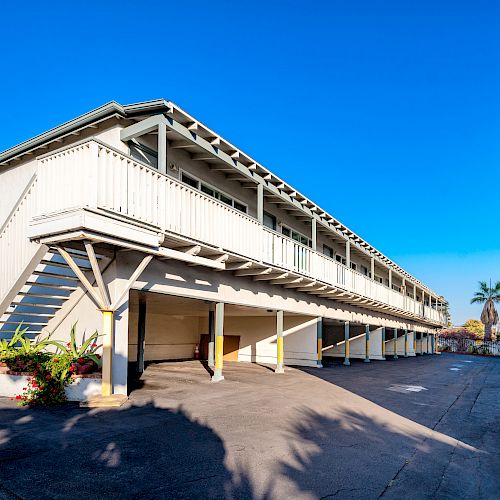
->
[128,291,320,383]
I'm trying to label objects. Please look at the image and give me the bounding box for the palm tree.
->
[470,281,500,341]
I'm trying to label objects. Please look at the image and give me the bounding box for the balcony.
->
[30,139,446,325]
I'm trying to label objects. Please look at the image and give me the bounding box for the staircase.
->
[0,247,107,338]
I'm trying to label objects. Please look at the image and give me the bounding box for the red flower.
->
[36,363,41,368]
[91,343,97,347]
[45,374,51,380]
[15,395,21,400]
[78,358,85,364]
[69,366,75,372]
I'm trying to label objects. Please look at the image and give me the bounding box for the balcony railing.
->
[34,139,446,324]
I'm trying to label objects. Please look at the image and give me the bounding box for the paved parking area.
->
[0,353,498,499]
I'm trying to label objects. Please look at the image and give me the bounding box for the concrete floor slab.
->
[0,353,498,499]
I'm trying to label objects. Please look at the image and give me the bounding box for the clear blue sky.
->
[1,1,499,324]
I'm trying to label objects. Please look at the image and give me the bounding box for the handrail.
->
[36,140,446,325]
[0,172,37,235]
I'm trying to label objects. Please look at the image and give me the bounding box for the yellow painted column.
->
[414,331,417,353]
[343,321,350,366]
[101,310,114,397]
[212,302,225,382]
[381,326,386,359]
[364,324,370,363]
[275,310,285,373]
[317,317,323,368]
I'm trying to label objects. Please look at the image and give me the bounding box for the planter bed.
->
[0,372,102,401]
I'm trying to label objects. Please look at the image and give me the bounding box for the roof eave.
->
[0,101,127,165]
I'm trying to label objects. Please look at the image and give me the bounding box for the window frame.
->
[179,169,248,214]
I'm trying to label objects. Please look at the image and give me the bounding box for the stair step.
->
[5,312,55,317]
[0,321,48,326]
[17,292,69,300]
[11,302,62,309]
[40,259,92,272]
[32,271,79,281]
[48,248,100,261]
[25,281,77,291]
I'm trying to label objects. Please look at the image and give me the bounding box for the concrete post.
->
[211,302,224,382]
[343,321,350,366]
[426,333,430,354]
[208,303,215,368]
[317,317,323,368]
[381,326,386,359]
[413,331,417,353]
[136,294,146,373]
[393,328,398,359]
[364,324,370,363]
[404,329,408,357]
[275,310,285,373]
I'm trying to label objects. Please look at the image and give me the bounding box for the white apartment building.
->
[0,99,446,401]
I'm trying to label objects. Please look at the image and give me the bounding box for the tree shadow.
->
[0,401,254,499]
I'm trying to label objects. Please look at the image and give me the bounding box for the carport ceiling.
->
[130,291,304,317]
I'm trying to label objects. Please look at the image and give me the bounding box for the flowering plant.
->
[12,323,102,406]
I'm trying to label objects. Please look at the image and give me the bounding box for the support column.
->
[404,329,408,357]
[426,333,430,353]
[413,330,417,354]
[343,321,350,366]
[257,184,264,225]
[345,241,351,268]
[393,328,398,359]
[275,310,285,373]
[316,317,323,368]
[364,324,370,363]
[370,257,375,280]
[311,217,317,251]
[388,269,392,289]
[136,294,146,373]
[158,121,167,174]
[212,302,224,382]
[208,304,215,368]
[431,334,435,354]
[101,310,114,397]
[381,326,386,359]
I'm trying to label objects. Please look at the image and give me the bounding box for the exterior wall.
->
[230,315,317,367]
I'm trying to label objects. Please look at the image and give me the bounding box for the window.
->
[350,262,357,271]
[281,225,311,247]
[323,244,334,259]
[180,170,247,214]
[181,172,199,189]
[361,265,369,276]
[375,275,383,284]
[263,211,277,230]
[336,255,347,266]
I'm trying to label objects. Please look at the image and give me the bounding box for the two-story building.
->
[0,99,447,402]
